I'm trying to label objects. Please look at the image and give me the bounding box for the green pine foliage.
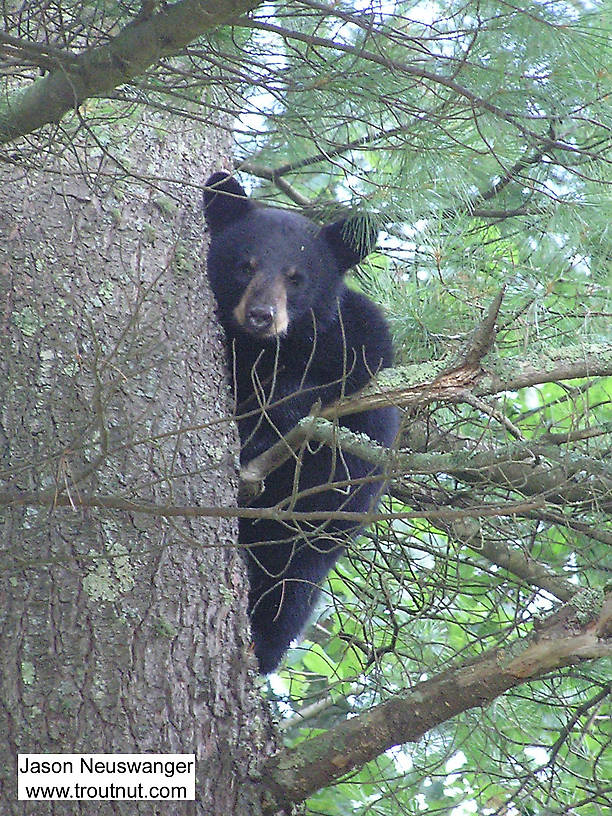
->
[2,1,609,813]
[222,2,611,814]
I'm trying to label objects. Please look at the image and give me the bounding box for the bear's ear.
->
[321,215,378,273]
[204,172,250,232]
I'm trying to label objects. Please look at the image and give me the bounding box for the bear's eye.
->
[238,260,256,278]
[285,268,304,286]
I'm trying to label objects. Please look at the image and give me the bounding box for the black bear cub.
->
[204,171,398,674]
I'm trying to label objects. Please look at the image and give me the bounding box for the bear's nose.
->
[247,306,275,332]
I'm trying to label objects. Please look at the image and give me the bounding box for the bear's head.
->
[204,171,377,341]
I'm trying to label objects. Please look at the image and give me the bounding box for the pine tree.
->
[1,2,610,813]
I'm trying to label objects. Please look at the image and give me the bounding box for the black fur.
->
[204,172,398,673]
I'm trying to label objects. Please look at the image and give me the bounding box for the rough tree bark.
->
[0,115,276,813]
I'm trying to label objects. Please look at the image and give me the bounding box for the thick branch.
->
[240,342,612,485]
[242,417,612,518]
[337,342,612,417]
[263,592,611,810]
[0,0,262,145]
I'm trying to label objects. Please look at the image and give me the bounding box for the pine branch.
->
[0,488,542,530]
[242,416,612,515]
[239,341,612,486]
[446,286,505,369]
[335,341,612,417]
[243,18,592,159]
[262,591,611,811]
[0,0,262,145]
[0,32,80,71]
[447,518,578,602]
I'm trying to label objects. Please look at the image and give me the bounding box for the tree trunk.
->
[0,117,275,813]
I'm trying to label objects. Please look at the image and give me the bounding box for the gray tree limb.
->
[0,0,262,145]
[262,591,612,811]
[240,342,612,488]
